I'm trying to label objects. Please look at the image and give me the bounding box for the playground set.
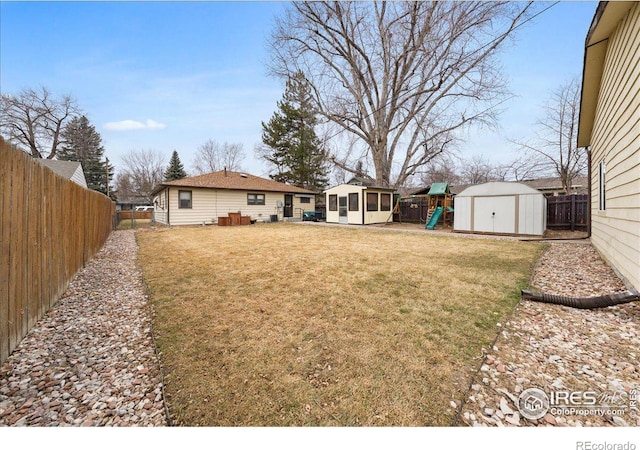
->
[393,182,454,229]
[423,183,454,230]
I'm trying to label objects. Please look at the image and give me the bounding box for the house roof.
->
[324,183,395,194]
[151,170,317,196]
[578,2,635,147]
[347,176,376,187]
[520,175,588,193]
[404,176,588,198]
[37,159,82,180]
[37,159,87,189]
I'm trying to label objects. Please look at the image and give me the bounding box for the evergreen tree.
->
[59,115,114,197]
[260,71,328,191]
[164,150,187,181]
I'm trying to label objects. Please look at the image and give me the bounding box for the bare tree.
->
[192,139,245,174]
[459,155,501,184]
[116,149,166,203]
[501,154,544,181]
[268,2,534,187]
[512,77,587,191]
[417,154,463,187]
[0,86,80,159]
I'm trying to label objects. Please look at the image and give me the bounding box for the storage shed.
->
[325,180,396,225]
[453,182,546,236]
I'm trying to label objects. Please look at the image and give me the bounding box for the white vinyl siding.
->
[70,166,88,189]
[589,2,640,290]
[155,187,315,226]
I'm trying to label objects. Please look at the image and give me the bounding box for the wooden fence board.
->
[0,145,10,362]
[8,150,23,354]
[0,139,115,364]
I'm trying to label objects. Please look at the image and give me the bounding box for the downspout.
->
[522,289,638,309]
[166,188,170,225]
[586,145,592,238]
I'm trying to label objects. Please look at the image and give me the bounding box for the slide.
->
[425,206,443,230]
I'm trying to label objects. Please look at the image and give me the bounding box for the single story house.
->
[37,159,87,189]
[150,169,316,226]
[116,195,153,211]
[520,176,589,197]
[578,1,640,291]
[453,181,546,237]
[324,177,396,225]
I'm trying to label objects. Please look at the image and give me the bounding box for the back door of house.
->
[284,194,293,218]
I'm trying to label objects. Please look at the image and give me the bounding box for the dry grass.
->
[136,223,544,426]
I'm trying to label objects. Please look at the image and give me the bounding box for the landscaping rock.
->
[458,242,639,428]
[0,231,166,427]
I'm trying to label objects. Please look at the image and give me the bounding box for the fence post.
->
[570,194,576,232]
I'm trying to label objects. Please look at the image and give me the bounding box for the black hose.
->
[521,289,639,309]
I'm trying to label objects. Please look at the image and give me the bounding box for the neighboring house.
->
[404,176,588,199]
[578,1,640,291]
[37,159,87,189]
[116,196,152,211]
[325,177,395,225]
[150,169,316,226]
[519,176,589,197]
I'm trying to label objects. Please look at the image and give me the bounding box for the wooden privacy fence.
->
[394,198,430,223]
[0,140,115,364]
[117,210,153,220]
[546,194,588,231]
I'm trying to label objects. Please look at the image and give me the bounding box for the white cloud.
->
[104,119,166,131]
[145,119,166,129]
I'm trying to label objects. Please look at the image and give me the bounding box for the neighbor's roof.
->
[37,159,87,189]
[578,2,635,147]
[347,176,376,187]
[151,170,317,196]
[520,176,588,193]
[37,159,82,180]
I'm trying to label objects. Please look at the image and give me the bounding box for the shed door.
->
[473,196,515,234]
[338,196,348,224]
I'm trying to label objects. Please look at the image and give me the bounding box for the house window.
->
[348,192,359,211]
[380,193,391,211]
[178,190,192,209]
[599,159,606,211]
[300,197,311,204]
[248,193,265,205]
[367,192,378,211]
[329,194,338,211]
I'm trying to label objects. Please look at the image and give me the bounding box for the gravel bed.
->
[458,242,640,427]
[0,230,166,426]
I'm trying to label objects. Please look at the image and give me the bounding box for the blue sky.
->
[1,1,597,181]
